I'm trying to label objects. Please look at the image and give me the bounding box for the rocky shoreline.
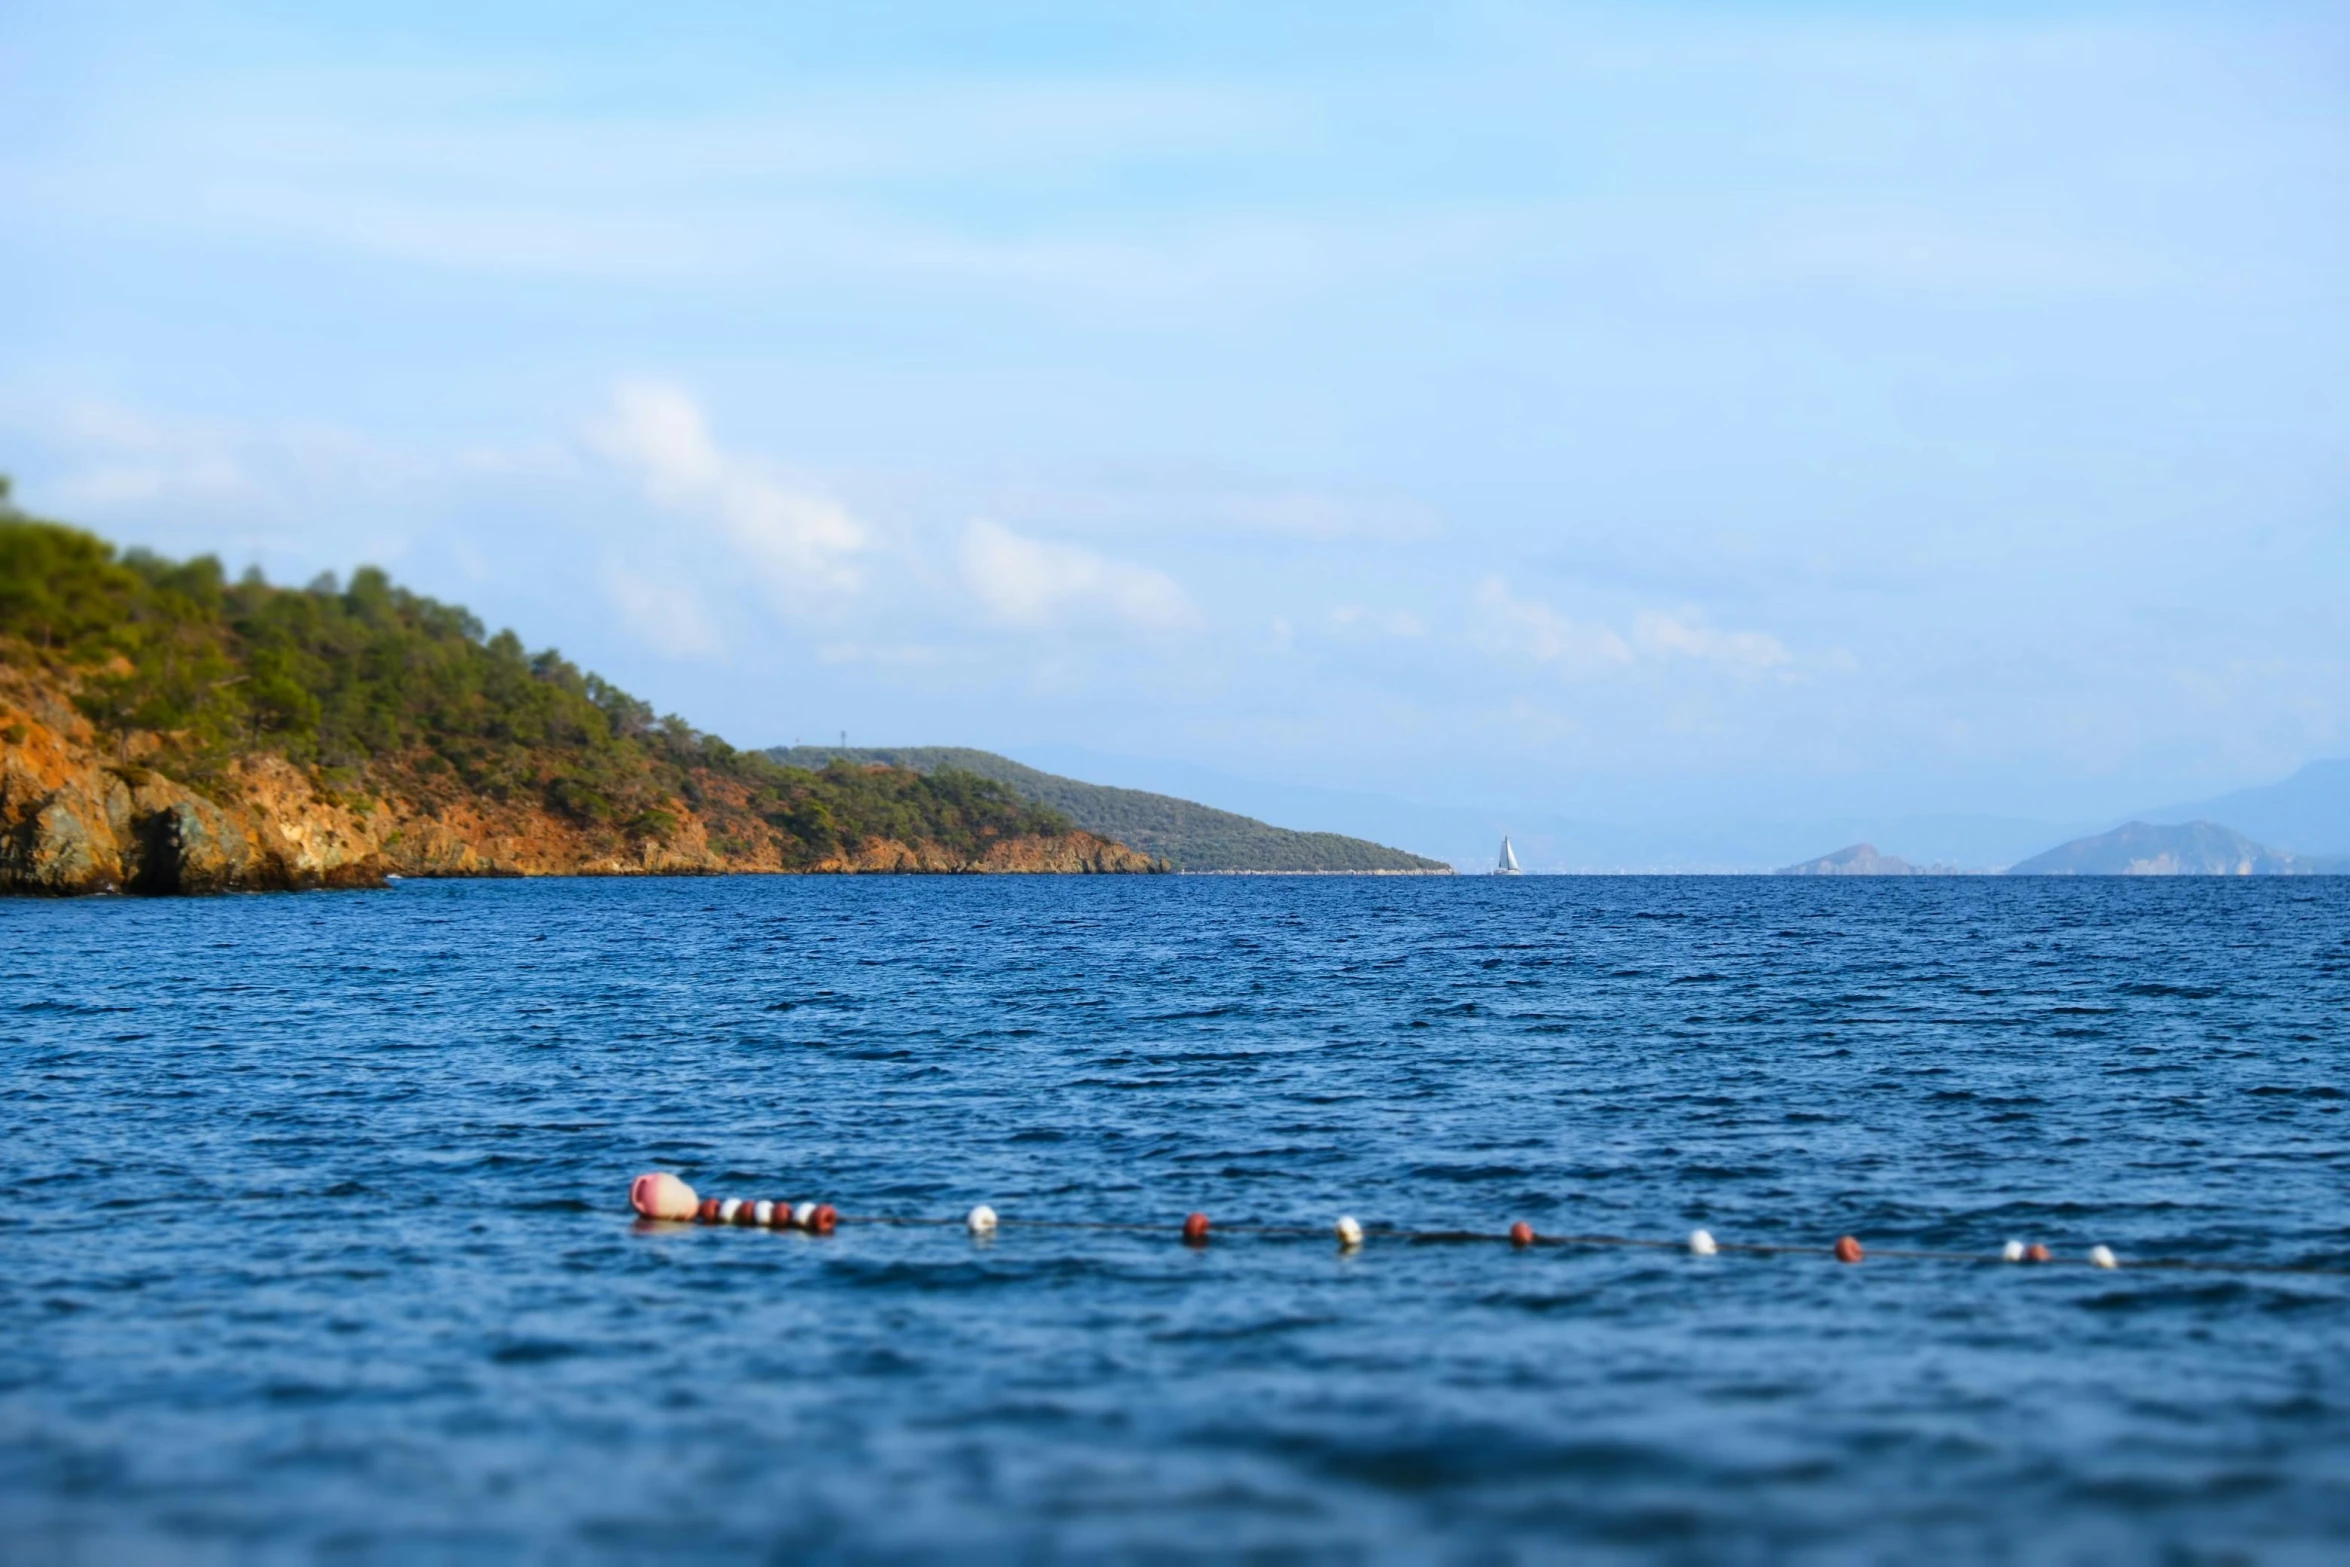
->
[0,665,1159,896]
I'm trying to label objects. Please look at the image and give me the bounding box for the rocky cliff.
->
[0,503,1165,894]
[0,661,1155,894]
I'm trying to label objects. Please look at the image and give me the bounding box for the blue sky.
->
[4,0,2345,835]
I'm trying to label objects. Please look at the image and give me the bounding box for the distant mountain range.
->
[762,747,1451,874]
[2006,820,2348,876]
[2142,760,2350,857]
[1779,820,2350,876]
[1769,759,2350,876]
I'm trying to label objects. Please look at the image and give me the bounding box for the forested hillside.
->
[0,489,1157,891]
[765,745,1451,873]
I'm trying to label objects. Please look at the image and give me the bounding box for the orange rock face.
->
[0,664,1160,895]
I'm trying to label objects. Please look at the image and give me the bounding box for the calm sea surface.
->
[3,876,2348,1562]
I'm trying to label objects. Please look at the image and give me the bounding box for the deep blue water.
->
[3,875,2348,1563]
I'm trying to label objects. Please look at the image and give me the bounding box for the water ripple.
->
[2,876,2348,1560]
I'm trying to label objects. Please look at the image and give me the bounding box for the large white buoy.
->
[1688,1229,1718,1257]
[2088,1244,2118,1270]
[1335,1216,1364,1250]
[967,1205,999,1235]
[629,1172,700,1221]
[2003,1240,2025,1263]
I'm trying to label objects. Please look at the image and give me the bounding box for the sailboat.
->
[1495,836,1522,875]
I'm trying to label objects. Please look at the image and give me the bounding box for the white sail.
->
[1498,837,1521,874]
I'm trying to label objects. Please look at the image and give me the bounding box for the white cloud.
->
[40,403,239,506]
[1474,577,1634,677]
[1633,610,1793,674]
[0,397,447,574]
[1476,578,1794,680]
[1768,223,2154,293]
[590,382,865,604]
[959,518,1200,633]
[603,567,723,661]
[30,399,393,511]
[815,641,972,668]
[50,455,245,508]
[48,65,1388,300]
[977,469,1444,543]
[1330,604,1425,638]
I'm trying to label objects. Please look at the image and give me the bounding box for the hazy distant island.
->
[2005,820,2347,876]
[1779,819,2350,877]
[0,499,1163,895]
[1777,843,1952,876]
[766,747,1450,874]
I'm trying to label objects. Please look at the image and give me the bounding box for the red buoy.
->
[768,1201,795,1229]
[1833,1235,1864,1264]
[696,1197,723,1224]
[2024,1243,2051,1264]
[808,1203,839,1236]
[1182,1212,1211,1245]
[1509,1221,1535,1248]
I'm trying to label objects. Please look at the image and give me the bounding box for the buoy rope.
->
[834,1213,2350,1277]
[625,1176,2347,1277]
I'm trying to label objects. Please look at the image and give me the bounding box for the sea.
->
[3,875,2347,1563]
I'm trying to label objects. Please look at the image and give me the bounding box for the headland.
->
[0,503,1159,894]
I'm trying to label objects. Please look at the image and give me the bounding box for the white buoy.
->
[1335,1216,1364,1250]
[967,1204,998,1235]
[2088,1244,2118,1270]
[792,1201,817,1229]
[752,1200,775,1227]
[718,1198,743,1224]
[2003,1240,2025,1262]
[1688,1229,1717,1257]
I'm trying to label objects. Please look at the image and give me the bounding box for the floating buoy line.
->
[626,1174,2350,1278]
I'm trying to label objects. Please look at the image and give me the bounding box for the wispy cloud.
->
[43,407,243,507]
[589,382,865,604]
[25,64,1351,297]
[1632,610,1792,674]
[1474,577,1634,677]
[0,397,441,573]
[965,468,1446,543]
[30,399,395,511]
[1765,221,2159,293]
[1475,578,1793,681]
[1330,604,1425,638]
[959,519,1200,633]
[602,566,722,661]
[815,641,974,669]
